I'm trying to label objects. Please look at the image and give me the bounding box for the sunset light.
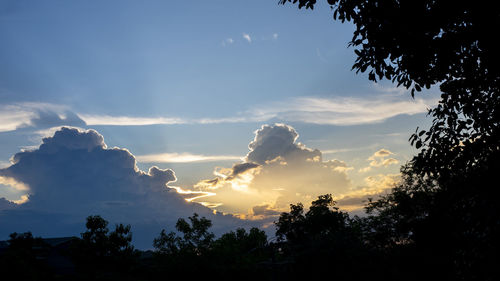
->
[1,1,498,280]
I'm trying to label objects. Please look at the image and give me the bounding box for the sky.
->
[0,0,439,248]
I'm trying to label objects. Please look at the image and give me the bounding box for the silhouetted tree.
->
[211,227,268,272]
[276,194,352,243]
[279,0,500,180]
[361,168,455,280]
[363,162,500,280]
[363,166,438,248]
[153,213,214,257]
[152,213,214,279]
[152,214,273,280]
[280,2,500,279]
[275,195,372,279]
[280,1,498,93]
[0,232,51,280]
[71,215,136,280]
[279,0,500,191]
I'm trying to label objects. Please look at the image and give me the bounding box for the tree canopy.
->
[71,215,136,280]
[279,1,500,280]
[280,0,500,178]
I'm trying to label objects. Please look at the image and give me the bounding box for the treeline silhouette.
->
[1,174,498,281]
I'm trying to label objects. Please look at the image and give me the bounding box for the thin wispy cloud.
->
[136,152,242,163]
[321,148,356,154]
[0,102,70,132]
[79,115,249,126]
[250,95,438,126]
[321,145,376,155]
[222,38,234,46]
[1,88,438,131]
[79,90,436,126]
[78,114,187,126]
[196,117,250,124]
[243,33,251,43]
[272,33,278,40]
[0,106,32,132]
[372,83,409,96]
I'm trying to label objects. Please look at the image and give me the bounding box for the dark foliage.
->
[279,0,500,178]
[0,232,52,280]
[69,215,139,280]
[362,161,500,280]
[153,213,214,257]
[274,195,370,279]
[280,1,500,280]
[151,213,272,280]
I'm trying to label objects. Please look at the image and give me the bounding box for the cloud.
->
[0,175,29,191]
[364,173,400,189]
[251,95,437,125]
[12,195,29,204]
[379,158,399,166]
[78,114,248,127]
[78,90,436,127]
[78,114,186,126]
[335,173,401,212]
[252,204,280,217]
[0,102,186,131]
[372,83,408,96]
[272,33,278,40]
[237,204,281,220]
[0,197,17,210]
[194,162,261,191]
[0,109,30,132]
[0,127,246,248]
[0,103,83,132]
[372,148,392,158]
[185,124,403,217]
[136,152,242,163]
[230,162,261,177]
[359,166,372,173]
[222,38,234,46]
[243,33,251,43]
[245,123,321,164]
[78,94,435,127]
[359,149,400,172]
[192,124,354,218]
[1,90,437,134]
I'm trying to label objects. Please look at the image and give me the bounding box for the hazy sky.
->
[0,0,439,246]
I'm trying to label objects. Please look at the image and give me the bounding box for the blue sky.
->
[1,0,359,112]
[0,0,439,246]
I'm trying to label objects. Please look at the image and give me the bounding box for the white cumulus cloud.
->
[192,124,354,217]
[0,127,246,248]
